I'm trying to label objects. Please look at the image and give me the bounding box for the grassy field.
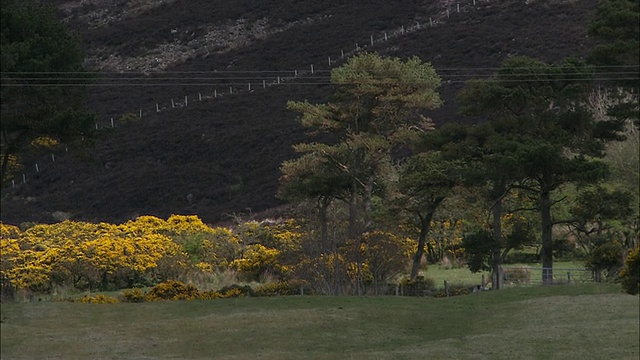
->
[1,284,637,359]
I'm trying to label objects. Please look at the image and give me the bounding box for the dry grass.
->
[1,284,637,359]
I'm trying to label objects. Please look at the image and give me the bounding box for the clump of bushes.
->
[79,294,119,304]
[398,276,435,296]
[619,247,639,295]
[145,280,202,301]
[433,284,471,298]
[254,280,310,296]
[120,288,146,303]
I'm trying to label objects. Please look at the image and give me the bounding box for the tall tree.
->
[0,0,94,184]
[421,122,524,289]
[284,53,442,241]
[457,56,625,284]
[394,152,461,279]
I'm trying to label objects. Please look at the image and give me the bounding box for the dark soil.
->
[0,0,598,225]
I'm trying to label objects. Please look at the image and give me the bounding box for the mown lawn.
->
[1,284,637,360]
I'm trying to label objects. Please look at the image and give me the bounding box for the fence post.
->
[295,69,298,77]
[567,271,571,284]
[482,274,486,287]
[248,82,251,91]
[198,93,202,101]
[156,103,160,112]
[328,56,332,66]
[110,118,114,127]
[22,174,26,183]
[444,280,449,297]
[35,164,39,172]
[139,109,143,118]
[263,80,266,88]
[277,76,281,84]
[430,17,433,27]
[370,35,374,46]
[384,32,388,41]
[457,3,460,12]
[51,154,55,162]
[12,180,15,188]
[214,89,217,98]
[311,64,314,74]
[184,96,188,106]
[447,9,450,18]
[401,25,405,34]
[229,86,233,94]
[341,50,344,58]
[171,99,175,108]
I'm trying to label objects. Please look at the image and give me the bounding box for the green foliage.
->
[585,237,624,281]
[462,230,496,273]
[619,247,640,295]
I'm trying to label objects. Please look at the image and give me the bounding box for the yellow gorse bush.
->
[0,216,242,294]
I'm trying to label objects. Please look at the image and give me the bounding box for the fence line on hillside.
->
[2,0,532,191]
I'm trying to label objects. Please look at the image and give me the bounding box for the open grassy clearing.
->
[1,284,637,360]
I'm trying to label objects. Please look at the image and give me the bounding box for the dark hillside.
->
[0,0,598,225]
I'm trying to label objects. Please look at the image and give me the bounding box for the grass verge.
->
[1,284,637,359]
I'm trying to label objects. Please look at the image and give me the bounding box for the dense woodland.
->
[1,0,638,298]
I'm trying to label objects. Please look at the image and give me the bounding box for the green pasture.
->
[1,284,637,359]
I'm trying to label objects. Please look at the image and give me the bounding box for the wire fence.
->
[502,266,596,287]
[4,0,633,191]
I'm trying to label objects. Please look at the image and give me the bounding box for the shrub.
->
[434,284,471,298]
[619,247,639,295]
[121,288,146,303]
[254,280,310,296]
[145,280,201,301]
[217,284,253,297]
[399,276,435,296]
[79,294,119,304]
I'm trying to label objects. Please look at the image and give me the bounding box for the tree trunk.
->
[410,211,435,280]
[318,197,330,253]
[348,175,359,239]
[540,185,554,285]
[492,197,504,290]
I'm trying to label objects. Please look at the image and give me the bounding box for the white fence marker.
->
[229,86,233,94]
[35,164,39,172]
[199,93,202,101]
[263,80,266,88]
[341,50,344,58]
[328,56,332,66]
[185,96,188,106]
[51,154,55,162]
[95,123,99,130]
[22,174,26,183]
[12,180,15,188]
[156,103,160,112]
[384,32,388,41]
[430,17,433,26]
[295,69,298,77]
[214,89,217,98]
[401,25,405,34]
[139,109,143,118]
[171,99,175,108]
[370,35,374,46]
[110,118,114,127]
[447,9,450,18]
[248,82,251,91]
[457,3,460,12]
[277,76,281,84]
[311,64,314,74]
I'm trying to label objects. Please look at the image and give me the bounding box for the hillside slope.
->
[0,0,598,225]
